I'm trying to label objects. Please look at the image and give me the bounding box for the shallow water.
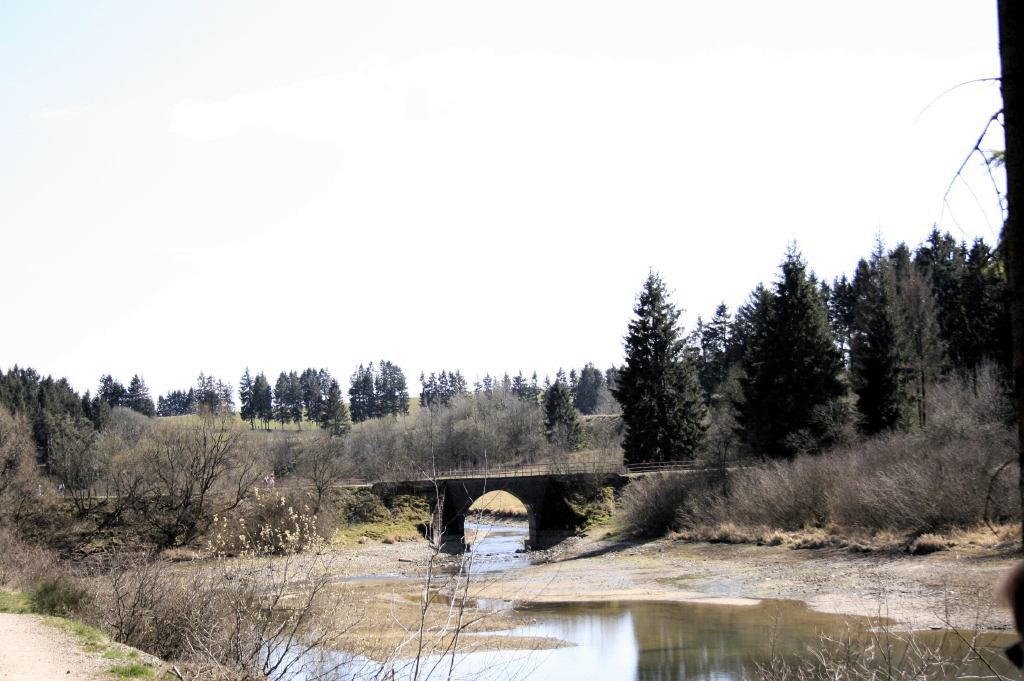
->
[479,599,1017,681]
[303,596,1015,681]
[300,523,1018,680]
[462,521,532,574]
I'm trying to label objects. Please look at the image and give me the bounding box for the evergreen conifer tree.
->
[286,371,303,427]
[348,364,376,422]
[252,373,273,429]
[273,372,291,427]
[98,375,127,408]
[696,304,732,401]
[736,249,846,458]
[543,380,582,450]
[374,361,409,417]
[613,272,707,463]
[320,379,352,436]
[894,262,946,428]
[126,375,156,416]
[216,380,234,412]
[850,248,914,434]
[300,368,326,424]
[239,368,255,428]
[574,363,605,415]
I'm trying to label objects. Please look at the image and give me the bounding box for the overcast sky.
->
[0,1,1007,398]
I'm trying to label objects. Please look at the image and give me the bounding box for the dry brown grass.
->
[469,491,528,516]
[623,369,1021,551]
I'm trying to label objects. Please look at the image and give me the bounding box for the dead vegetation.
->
[620,368,1022,553]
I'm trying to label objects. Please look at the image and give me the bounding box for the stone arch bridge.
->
[370,460,706,550]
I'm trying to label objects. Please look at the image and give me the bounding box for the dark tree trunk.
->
[998,0,1024,551]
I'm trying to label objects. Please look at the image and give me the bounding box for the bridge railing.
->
[373,457,711,483]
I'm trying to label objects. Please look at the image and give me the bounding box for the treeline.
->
[155,373,234,417]
[615,228,1010,463]
[349,361,410,422]
[0,367,106,464]
[237,367,351,435]
[420,365,617,416]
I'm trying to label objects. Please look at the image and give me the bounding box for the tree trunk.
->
[998,0,1024,551]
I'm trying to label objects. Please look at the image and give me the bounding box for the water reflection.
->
[300,522,1017,680]
[302,593,1016,681]
[469,599,1016,681]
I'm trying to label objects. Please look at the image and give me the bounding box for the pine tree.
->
[526,373,541,403]
[828,275,857,362]
[320,379,352,436]
[300,368,326,424]
[696,303,732,401]
[239,368,255,428]
[510,372,527,400]
[574,363,605,415]
[961,240,1012,372]
[98,375,127,408]
[195,373,220,413]
[126,375,156,416]
[737,249,846,458]
[216,379,234,412]
[850,248,914,434]
[252,373,273,429]
[286,371,303,427]
[894,262,946,428]
[613,272,707,463]
[348,364,376,422]
[374,361,409,417]
[273,373,291,427]
[604,367,620,395]
[544,379,582,450]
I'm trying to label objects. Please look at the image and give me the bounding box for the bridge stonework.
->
[371,473,627,550]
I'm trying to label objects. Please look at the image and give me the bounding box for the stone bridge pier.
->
[372,473,624,551]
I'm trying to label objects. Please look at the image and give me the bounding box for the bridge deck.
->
[370,459,725,485]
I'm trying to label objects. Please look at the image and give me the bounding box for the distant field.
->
[160,401,424,432]
[469,490,528,516]
[158,413,322,432]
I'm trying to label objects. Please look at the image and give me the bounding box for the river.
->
[295,521,1018,680]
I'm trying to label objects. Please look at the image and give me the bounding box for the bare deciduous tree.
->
[297,435,351,513]
[139,413,262,548]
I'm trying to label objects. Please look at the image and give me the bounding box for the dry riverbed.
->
[314,528,1021,634]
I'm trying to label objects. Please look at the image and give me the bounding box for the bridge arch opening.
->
[465,491,532,554]
[468,490,528,517]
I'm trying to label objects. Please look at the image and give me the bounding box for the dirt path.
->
[0,613,107,680]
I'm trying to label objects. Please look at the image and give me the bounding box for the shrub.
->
[0,527,59,588]
[30,576,92,616]
[209,488,323,556]
[619,473,704,536]
[339,489,391,524]
[625,368,1020,543]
